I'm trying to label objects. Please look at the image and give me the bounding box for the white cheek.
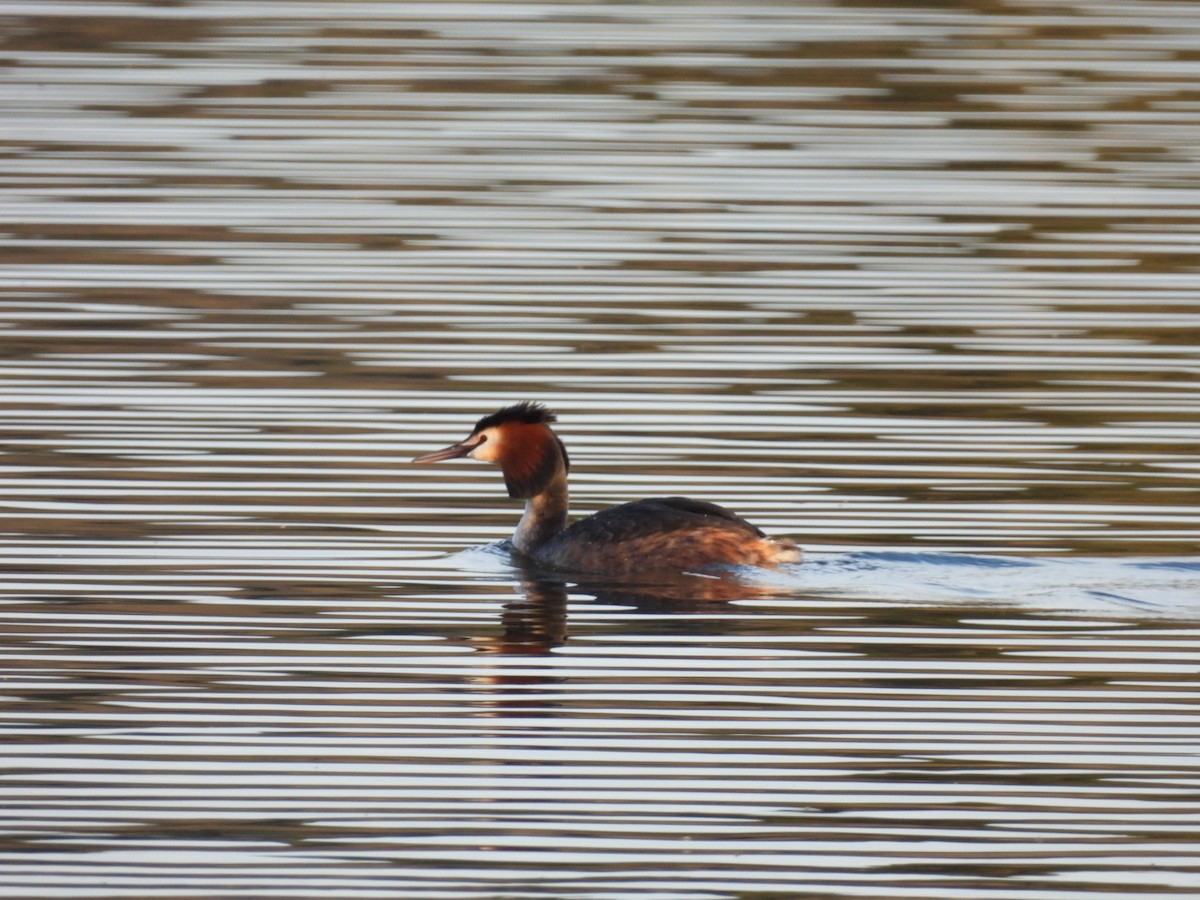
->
[468,429,502,462]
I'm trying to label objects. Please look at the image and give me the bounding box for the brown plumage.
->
[413,402,801,575]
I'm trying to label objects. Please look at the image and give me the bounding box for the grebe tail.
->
[413,401,801,575]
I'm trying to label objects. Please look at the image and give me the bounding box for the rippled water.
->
[2,1,1199,898]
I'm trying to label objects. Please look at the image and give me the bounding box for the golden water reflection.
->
[1,1,1199,898]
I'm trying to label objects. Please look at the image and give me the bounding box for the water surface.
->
[1,1,1199,898]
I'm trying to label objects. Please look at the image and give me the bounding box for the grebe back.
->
[413,401,801,574]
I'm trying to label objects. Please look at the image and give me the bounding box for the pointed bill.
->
[412,436,484,464]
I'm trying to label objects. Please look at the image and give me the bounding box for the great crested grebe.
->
[413,402,801,574]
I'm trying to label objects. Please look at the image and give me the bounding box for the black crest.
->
[474,401,557,433]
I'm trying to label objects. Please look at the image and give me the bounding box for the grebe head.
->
[412,401,569,499]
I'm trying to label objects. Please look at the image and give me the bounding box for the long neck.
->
[512,468,568,555]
